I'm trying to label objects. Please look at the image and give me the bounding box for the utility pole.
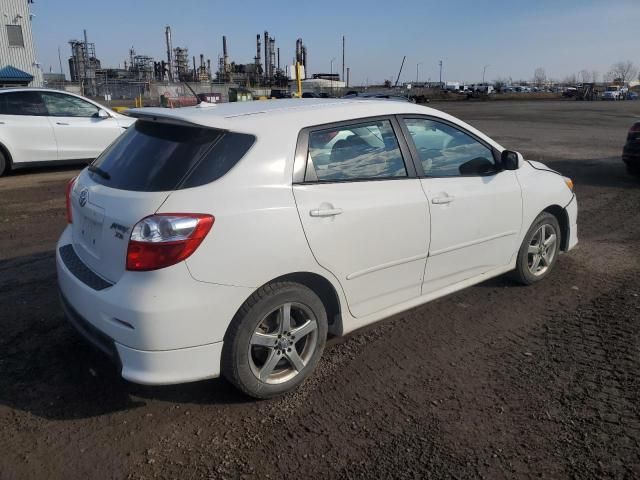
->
[342,35,345,82]
[439,60,443,86]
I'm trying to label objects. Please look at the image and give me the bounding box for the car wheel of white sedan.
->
[512,212,561,285]
[222,282,328,399]
[0,151,7,177]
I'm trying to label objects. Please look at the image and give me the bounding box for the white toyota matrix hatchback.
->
[57,99,577,398]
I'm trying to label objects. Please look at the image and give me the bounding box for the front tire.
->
[511,212,561,285]
[222,282,328,399]
[626,163,640,176]
[0,151,7,177]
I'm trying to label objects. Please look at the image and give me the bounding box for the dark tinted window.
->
[0,91,47,116]
[89,120,255,192]
[307,119,407,181]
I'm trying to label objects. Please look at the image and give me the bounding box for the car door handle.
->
[310,208,343,217]
[432,195,455,204]
[56,122,70,126]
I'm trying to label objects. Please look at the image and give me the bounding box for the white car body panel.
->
[421,171,522,293]
[0,88,134,168]
[50,115,123,160]
[56,99,578,386]
[0,112,58,162]
[293,179,430,318]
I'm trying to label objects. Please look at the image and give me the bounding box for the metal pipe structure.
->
[83,29,89,95]
[264,31,269,80]
[165,26,173,82]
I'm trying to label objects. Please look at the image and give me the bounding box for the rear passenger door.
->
[292,117,430,318]
[0,91,58,164]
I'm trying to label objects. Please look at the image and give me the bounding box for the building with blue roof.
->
[0,0,43,87]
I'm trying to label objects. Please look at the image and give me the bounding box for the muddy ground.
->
[1,100,639,479]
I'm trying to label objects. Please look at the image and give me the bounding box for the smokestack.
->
[222,35,229,72]
[165,26,173,82]
[192,55,196,81]
[347,67,350,88]
[301,45,307,79]
[255,34,261,69]
[277,47,280,71]
[296,38,302,64]
[264,31,269,79]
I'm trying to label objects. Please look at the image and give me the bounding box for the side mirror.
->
[96,109,110,119]
[500,150,522,170]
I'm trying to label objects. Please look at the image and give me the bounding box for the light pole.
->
[416,62,423,83]
[482,64,489,84]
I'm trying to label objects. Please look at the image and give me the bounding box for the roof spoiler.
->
[127,109,227,131]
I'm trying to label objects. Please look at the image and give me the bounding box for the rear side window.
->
[89,120,255,191]
[0,91,47,116]
[307,119,407,181]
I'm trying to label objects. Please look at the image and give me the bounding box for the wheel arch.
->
[247,272,344,336]
[0,140,13,173]
[543,204,570,251]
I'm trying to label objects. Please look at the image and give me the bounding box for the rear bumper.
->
[60,289,223,385]
[56,226,254,385]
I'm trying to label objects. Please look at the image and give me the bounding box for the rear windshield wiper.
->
[88,165,111,180]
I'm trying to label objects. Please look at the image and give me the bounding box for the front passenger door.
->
[400,117,522,294]
[41,92,122,161]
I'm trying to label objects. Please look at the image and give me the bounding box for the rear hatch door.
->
[68,116,254,284]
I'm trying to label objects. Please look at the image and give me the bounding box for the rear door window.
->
[0,91,47,116]
[89,120,255,191]
[307,119,407,181]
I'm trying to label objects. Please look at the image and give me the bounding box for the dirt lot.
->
[1,100,639,479]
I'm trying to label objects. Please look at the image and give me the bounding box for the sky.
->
[31,0,640,85]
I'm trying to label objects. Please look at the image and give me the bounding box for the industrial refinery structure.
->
[59,26,344,101]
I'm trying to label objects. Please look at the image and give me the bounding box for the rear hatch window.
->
[88,120,255,191]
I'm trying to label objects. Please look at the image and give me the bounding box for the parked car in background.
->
[57,99,578,398]
[623,121,640,176]
[0,88,134,176]
[342,92,412,102]
[602,86,627,101]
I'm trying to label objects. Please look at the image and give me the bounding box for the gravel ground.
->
[0,100,639,479]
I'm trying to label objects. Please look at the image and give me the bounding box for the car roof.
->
[128,98,447,134]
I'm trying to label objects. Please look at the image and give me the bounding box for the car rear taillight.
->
[126,214,214,271]
[65,176,78,224]
[629,123,640,134]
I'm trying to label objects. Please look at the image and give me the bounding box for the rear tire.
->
[510,212,561,285]
[222,281,328,399]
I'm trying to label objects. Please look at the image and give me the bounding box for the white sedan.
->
[57,99,578,398]
[0,88,134,176]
